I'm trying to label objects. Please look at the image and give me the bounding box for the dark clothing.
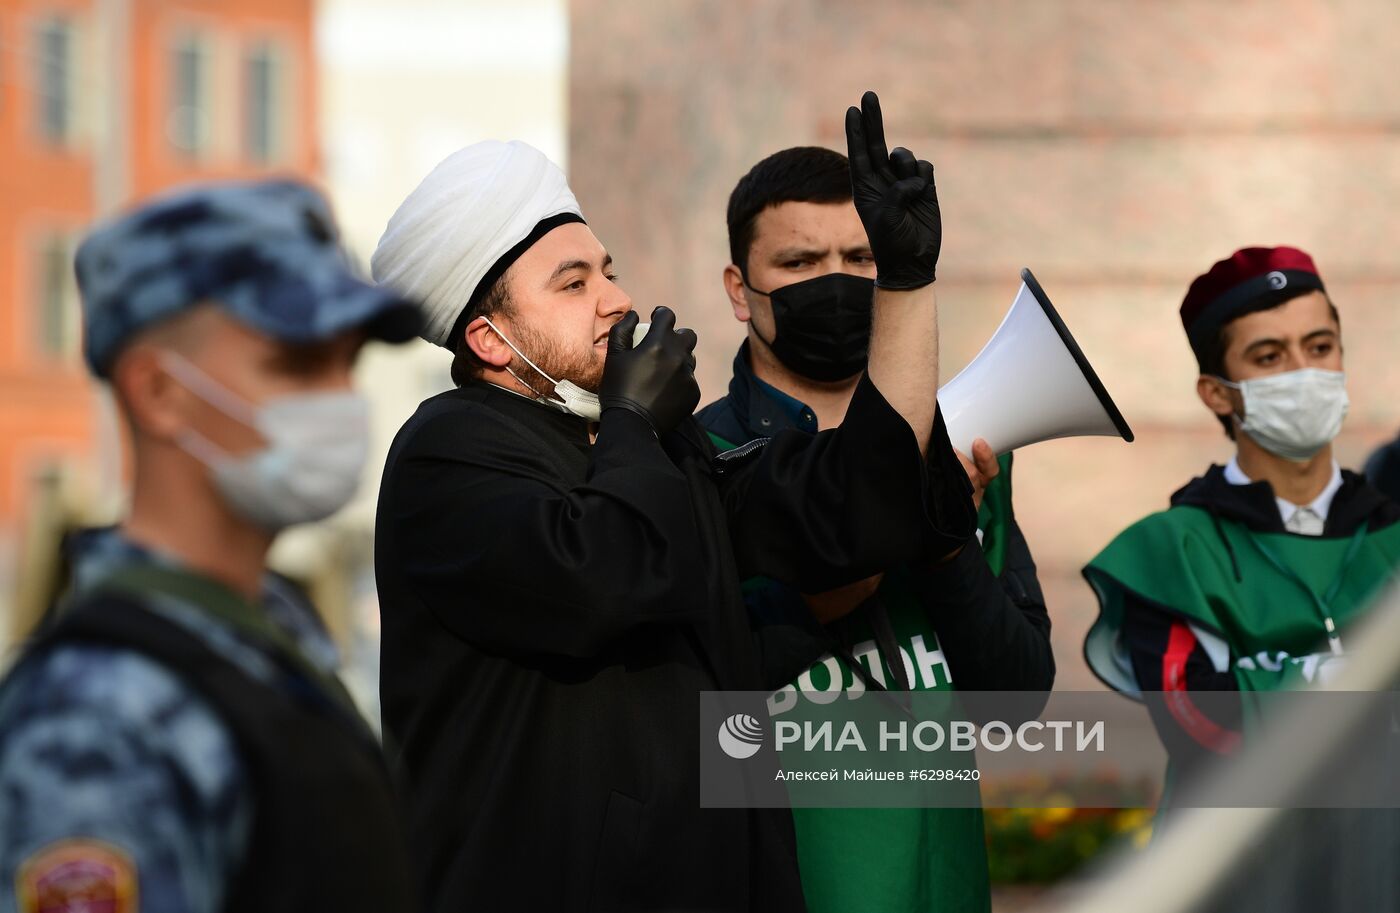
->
[1169,463,1400,538]
[696,341,1054,696]
[13,584,416,913]
[697,343,821,445]
[904,532,1051,692]
[0,534,383,913]
[375,373,973,913]
[1365,434,1400,505]
[1123,603,1244,777]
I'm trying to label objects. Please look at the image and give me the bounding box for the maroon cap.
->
[1181,246,1326,357]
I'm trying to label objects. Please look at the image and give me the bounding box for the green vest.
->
[712,430,1011,913]
[1084,505,1400,700]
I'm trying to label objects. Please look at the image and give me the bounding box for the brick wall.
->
[568,0,1400,687]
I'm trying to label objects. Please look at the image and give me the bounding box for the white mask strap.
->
[504,365,546,399]
[159,351,259,428]
[480,316,560,389]
[173,426,234,467]
[1209,375,1246,424]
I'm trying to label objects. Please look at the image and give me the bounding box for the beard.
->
[508,320,607,395]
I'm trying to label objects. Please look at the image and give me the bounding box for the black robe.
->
[375,373,973,912]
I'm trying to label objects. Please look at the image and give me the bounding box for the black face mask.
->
[747,272,875,382]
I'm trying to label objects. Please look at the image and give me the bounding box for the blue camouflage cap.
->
[75,178,422,377]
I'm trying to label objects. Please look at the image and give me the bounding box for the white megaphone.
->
[938,268,1134,456]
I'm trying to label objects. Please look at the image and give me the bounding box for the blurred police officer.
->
[0,181,422,913]
[1364,433,1400,503]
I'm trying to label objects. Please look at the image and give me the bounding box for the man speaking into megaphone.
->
[697,93,1055,913]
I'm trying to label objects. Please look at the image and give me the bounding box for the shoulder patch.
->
[15,839,137,913]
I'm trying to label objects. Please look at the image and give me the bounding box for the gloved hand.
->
[845,90,941,289]
[599,307,700,434]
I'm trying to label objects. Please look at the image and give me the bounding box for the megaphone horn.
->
[938,268,1134,457]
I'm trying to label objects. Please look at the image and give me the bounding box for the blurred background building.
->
[314,0,567,715]
[0,0,318,640]
[0,0,568,716]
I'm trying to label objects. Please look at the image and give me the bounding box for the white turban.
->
[371,140,583,348]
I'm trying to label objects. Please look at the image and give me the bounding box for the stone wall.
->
[568,0,1400,687]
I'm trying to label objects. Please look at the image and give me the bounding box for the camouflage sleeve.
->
[0,645,253,913]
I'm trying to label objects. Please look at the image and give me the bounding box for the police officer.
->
[0,181,422,913]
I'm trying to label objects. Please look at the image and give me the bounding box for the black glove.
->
[599,307,700,434]
[845,90,941,290]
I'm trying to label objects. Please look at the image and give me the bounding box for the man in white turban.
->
[372,94,977,913]
[373,140,584,351]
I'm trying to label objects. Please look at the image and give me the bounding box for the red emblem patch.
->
[15,839,137,913]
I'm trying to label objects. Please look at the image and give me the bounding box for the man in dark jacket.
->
[370,93,976,911]
[698,144,1053,913]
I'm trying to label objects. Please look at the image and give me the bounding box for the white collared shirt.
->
[1223,456,1342,533]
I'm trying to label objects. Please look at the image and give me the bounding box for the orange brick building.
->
[0,0,317,546]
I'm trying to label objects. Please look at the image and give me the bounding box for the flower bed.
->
[982,773,1157,883]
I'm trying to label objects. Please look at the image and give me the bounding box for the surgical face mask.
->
[1214,368,1349,462]
[746,272,874,382]
[161,352,370,531]
[481,316,649,422]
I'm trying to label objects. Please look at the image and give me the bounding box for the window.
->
[34,17,73,145]
[244,42,283,164]
[36,233,81,361]
[169,33,211,156]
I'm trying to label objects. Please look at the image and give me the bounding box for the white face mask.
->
[161,352,370,531]
[1214,368,1349,462]
[480,317,649,422]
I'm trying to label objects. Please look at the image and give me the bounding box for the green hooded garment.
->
[1084,464,1400,703]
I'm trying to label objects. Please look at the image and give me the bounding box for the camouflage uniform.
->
[74,180,416,379]
[0,538,341,913]
[0,179,418,913]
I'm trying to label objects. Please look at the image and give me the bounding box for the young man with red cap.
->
[1083,246,1400,792]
